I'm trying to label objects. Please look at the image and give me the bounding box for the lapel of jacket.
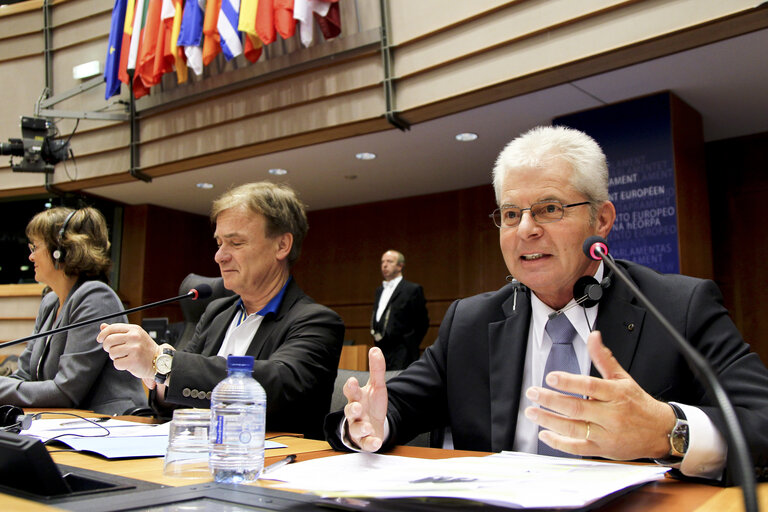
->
[488,286,531,452]
[203,297,240,356]
[245,279,301,360]
[591,270,646,377]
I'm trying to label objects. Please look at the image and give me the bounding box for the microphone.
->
[582,236,757,512]
[506,276,527,311]
[548,275,609,320]
[0,284,213,351]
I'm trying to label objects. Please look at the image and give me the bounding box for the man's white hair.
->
[492,125,609,207]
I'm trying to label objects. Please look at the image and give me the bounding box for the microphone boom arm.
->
[0,289,204,351]
[593,245,757,512]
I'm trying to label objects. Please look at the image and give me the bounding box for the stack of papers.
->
[20,418,286,458]
[263,451,669,509]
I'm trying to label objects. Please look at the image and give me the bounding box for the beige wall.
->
[0,0,764,198]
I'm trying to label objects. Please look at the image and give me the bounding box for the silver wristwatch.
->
[654,402,689,465]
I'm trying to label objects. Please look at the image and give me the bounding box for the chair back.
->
[176,273,235,349]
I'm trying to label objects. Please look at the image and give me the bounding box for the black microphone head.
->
[573,276,602,308]
[190,283,213,300]
[583,236,609,261]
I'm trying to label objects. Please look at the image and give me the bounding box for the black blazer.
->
[371,279,429,369]
[164,278,344,439]
[328,260,768,483]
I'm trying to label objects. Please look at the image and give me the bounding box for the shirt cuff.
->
[676,403,727,480]
[338,417,390,451]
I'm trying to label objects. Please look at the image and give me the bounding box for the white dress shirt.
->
[376,275,402,322]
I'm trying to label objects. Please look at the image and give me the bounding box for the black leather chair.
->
[175,273,235,350]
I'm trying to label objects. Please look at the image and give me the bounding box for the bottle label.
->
[215,415,224,445]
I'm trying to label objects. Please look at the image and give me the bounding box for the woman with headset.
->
[0,207,146,415]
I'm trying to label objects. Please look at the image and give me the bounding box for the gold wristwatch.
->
[152,344,175,384]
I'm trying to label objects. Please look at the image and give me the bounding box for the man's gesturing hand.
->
[343,347,389,452]
[524,330,675,460]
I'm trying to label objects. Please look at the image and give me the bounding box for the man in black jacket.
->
[98,182,344,439]
[370,250,429,370]
[327,125,768,484]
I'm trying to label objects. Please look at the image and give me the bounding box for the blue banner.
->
[554,93,679,274]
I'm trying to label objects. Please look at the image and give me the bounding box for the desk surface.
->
[3,411,766,511]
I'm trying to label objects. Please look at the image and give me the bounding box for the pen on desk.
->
[61,418,110,426]
[263,454,296,474]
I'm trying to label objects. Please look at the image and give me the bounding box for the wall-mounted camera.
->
[0,116,70,173]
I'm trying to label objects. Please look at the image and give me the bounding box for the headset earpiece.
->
[53,210,76,269]
[0,404,26,433]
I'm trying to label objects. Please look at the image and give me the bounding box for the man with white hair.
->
[326,125,768,485]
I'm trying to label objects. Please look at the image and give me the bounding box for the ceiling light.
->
[355,152,376,160]
[268,168,288,175]
[455,132,478,142]
[196,182,214,189]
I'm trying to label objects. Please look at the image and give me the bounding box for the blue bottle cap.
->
[226,355,255,371]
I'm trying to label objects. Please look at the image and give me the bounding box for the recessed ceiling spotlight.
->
[268,168,288,175]
[355,152,376,160]
[196,182,214,189]
[455,132,478,142]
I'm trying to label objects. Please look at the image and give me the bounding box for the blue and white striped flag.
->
[218,0,243,60]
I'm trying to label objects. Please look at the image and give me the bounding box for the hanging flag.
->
[136,0,163,87]
[118,0,137,85]
[178,0,205,76]
[202,0,222,66]
[239,0,262,62]
[243,33,262,62]
[238,0,258,36]
[170,0,189,83]
[153,0,177,81]
[274,0,295,40]
[293,0,331,48]
[218,0,243,60]
[314,0,340,41]
[126,0,151,98]
[105,0,128,99]
[254,0,274,45]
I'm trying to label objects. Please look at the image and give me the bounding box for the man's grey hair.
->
[211,182,309,266]
[492,126,610,216]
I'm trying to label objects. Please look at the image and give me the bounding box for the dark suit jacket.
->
[371,279,429,370]
[164,278,344,439]
[327,260,768,483]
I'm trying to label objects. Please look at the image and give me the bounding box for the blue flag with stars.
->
[104,0,128,99]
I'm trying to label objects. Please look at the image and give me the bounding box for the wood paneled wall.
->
[706,132,768,365]
[292,185,507,351]
[118,205,219,325]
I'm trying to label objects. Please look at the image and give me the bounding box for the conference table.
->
[2,410,766,511]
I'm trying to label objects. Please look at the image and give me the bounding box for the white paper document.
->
[20,418,287,459]
[263,451,669,509]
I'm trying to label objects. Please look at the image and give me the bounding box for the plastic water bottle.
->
[209,355,266,483]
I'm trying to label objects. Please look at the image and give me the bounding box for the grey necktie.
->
[537,313,580,457]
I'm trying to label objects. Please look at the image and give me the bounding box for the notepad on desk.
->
[20,418,287,459]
